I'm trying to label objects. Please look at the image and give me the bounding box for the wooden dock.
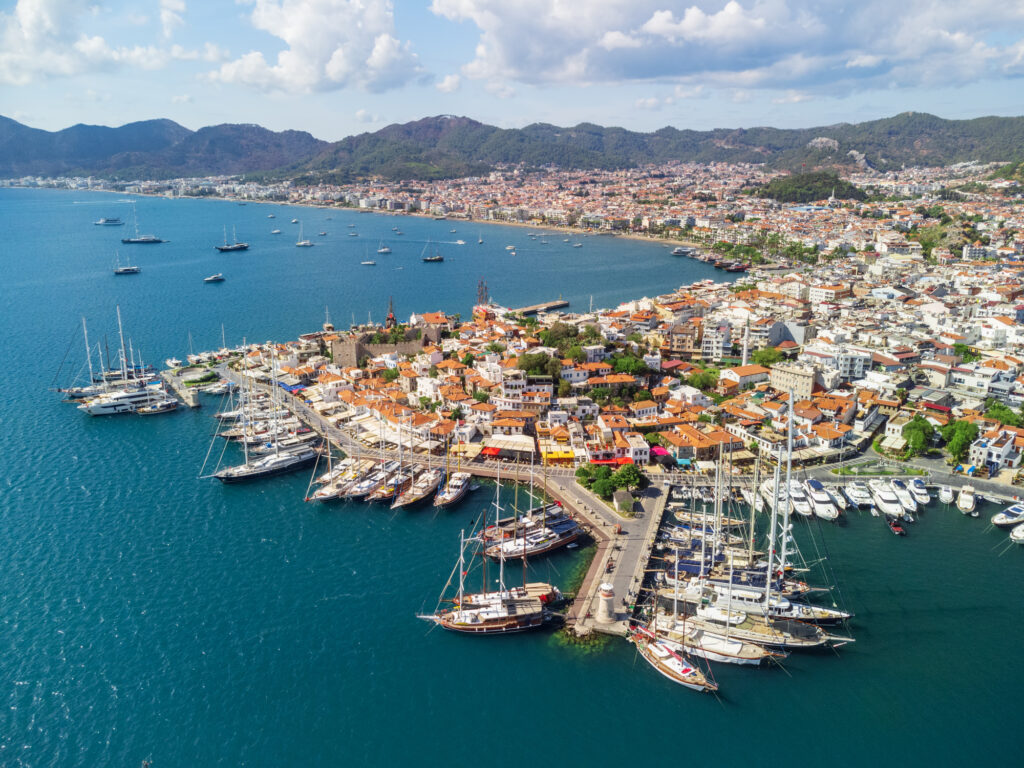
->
[512,299,569,315]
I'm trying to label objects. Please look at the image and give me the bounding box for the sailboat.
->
[113,252,140,274]
[376,240,391,254]
[213,355,318,482]
[435,434,472,508]
[121,204,166,244]
[630,623,718,692]
[417,474,561,634]
[215,225,249,252]
[295,222,313,247]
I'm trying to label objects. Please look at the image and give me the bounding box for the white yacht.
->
[909,478,931,506]
[991,503,1024,529]
[77,384,166,415]
[889,479,918,514]
[788,481,813,517]
[843,482,873,508]
[1010,522,1024,545]
[957,485,977,516]
[938,485,955,504]
[805,479,839,521]
[868,480,905,517]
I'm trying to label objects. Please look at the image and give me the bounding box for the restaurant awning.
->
[480,446,502,456]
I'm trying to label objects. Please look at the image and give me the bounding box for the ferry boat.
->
[94,217,124,225]
[434,471,472,508]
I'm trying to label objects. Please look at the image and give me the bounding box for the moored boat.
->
[630,625,718,692]
[434,471,472,508]
[938,485,955,504]
[991,503,1024,529]
[957,485,977,516]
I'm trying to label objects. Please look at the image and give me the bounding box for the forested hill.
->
[751,171,868,203]
[3,111,1024,181]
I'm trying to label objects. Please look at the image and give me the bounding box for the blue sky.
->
[2,0,1023,141]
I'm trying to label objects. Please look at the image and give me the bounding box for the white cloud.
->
[436,73,461,92]
[429,1,1024,98]
[772,89,811,104]
[634,96,660,109]
[209,0,421,93]
[641,2,768,45]
[0,0,204,84]
[597,30,641,50]
[846,53,882,68]
[354,108,379,123]
[171,93,193,103]
[159,0,186,39]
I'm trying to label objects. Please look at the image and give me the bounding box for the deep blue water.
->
[1,189,1021,767]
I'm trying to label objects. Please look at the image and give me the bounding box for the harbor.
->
[10,188,1024,766]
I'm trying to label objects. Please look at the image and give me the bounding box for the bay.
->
[1,188,1021,767]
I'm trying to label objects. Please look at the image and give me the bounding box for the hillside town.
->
[194,225,1024,492]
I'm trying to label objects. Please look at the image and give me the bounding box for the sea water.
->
[1,189,1021,766]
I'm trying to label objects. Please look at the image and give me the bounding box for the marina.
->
[6,188,1023,766]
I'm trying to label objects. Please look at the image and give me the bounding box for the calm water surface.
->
[1,189,1021,767]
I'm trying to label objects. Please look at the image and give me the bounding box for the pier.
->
[512,299,569,315]
[160,369,201,408]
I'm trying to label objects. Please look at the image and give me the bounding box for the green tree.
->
[645,433,666,447]
[592,477,616,500]
[687,369,719,391]
[381,368,400,383]
[449,406,463,420]
[557,379,572,397]
[473,390,490,403]
[613,355,647,375]
[461,353,475,367]
[901,415,935,457]
[428,365,438,378]
[984,399,1021,427]
[940,420,979,462]
[612,463,645,490]
[952,342,979,363]
[633,390,653,401]
[751,347,783,367]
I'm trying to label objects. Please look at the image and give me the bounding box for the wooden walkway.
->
[511,299,569,315]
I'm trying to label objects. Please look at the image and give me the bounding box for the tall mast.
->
[115,305,128,383]
[749,443,761,561]
[457,529,465,605]
[763,454,781,605]
[81,317,95,388]
[780,390,795,588]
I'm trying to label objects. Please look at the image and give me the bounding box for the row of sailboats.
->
[632,392,854,693]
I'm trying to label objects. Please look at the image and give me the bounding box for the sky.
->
[2,0,1024,141]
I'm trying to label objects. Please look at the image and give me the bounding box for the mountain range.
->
[3,112,1023,182]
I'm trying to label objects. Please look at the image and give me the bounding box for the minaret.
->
[741,317,750,366]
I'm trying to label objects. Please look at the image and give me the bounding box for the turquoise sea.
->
[1,188,1021,767]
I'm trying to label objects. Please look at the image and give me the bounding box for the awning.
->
[676,458,692,466]
[616,457,634,465]
[590,458,618,465]
[650,446,670,456]
[481,446,502,456]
